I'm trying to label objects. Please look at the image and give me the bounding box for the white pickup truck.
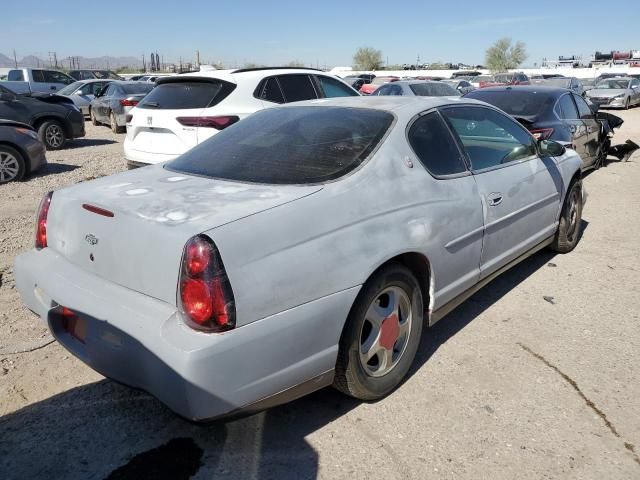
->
[2,68,75,94]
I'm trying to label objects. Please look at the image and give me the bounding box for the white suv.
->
[124,67,360,167]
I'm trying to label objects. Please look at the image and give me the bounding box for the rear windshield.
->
[167,106,394,184]
[121,83,153,94]
[410,83,458,96]
[138,81,233,109]
[466,90,555,118]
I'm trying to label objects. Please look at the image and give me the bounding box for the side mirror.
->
[538,139,566,157]
[77,90,86,96]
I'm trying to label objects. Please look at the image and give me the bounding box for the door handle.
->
[488,193,503,206]
[50,86,56,90]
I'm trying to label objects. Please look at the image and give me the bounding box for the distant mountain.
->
[0,53,143,70]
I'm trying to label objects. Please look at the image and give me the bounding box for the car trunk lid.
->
[46,166,322,305]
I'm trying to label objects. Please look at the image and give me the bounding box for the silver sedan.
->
[89,81,154,133]
[57,79,114,116]
[585,77,640,109]
[15,96,583,421]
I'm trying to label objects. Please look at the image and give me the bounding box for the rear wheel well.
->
[368,253,431,317]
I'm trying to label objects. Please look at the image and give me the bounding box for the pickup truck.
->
[2,68,75,94]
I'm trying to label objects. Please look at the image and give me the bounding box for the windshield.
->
[544,78,572,88]
[466,90,555,118]
[494,74,514,83]
[121,83,154,94]
[595,79,630,89]
[410,83,459,96]
[58,81,83,95]
[167,106,394,184]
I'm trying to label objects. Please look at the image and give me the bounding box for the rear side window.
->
[573,94,593,119]
[277,74,318,103]
[410,83,458,96]
[32,70,45,83]
[167,106,394,184]
[557,94,578,119]
[8,70,24,81]
[138,81,235,109]
[316,76,358,98]
[408,112,467,176]
[44,70,72,84]
[257,77,285,104]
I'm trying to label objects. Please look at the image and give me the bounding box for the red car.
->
[359,76,400,95]
[479,72,530,88]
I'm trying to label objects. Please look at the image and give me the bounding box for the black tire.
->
[550,180,583,253]
[625,97,630,110]
[0,145,26,184]
[110,111,124,134]
[334,263,424,400]
[37,120,66,150]
[90,108,99,126]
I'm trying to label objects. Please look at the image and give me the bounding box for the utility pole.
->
[54,52,58,69]
[196,50,200,68]
[13,49,18,68]
[142,53,146,72]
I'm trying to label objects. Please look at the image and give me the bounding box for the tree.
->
[353,47,383,71]
[485,38,527,72]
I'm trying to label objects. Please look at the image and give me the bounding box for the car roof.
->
[286,95,481,116]
[175,67,340,85]
[78,78,114,84]
[392,80,443,85]
[472,85,569,98]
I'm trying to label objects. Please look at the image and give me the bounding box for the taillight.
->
[35,191,53,249]
[120,99,139,107]
[530,128,554,140]
[178,235,235,332]
[176,116,239,130]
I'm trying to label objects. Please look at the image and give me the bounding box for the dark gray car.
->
[373,80,460,97]
[90,81,154,133]
[57,79,114,116]
[0,119,47,184]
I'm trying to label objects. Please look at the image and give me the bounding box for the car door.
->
[97,84,116,120]
[630,79,640,104]
[573,94,600,167]
[406,111,484,308]
[440,105,562,278]
[555,93,590,164]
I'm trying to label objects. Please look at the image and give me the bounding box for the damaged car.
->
[15,96,585,421]
[0,84,85,150]
[465,86,637,170]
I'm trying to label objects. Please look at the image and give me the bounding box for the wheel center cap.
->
[379,314,400,350]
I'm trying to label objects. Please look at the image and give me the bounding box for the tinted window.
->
[277,74,317,102]
[121,83,153,94]
[8,70,24,81]
[258,77,285,104]
[316,76,358,98]
[58,81,83,95]
[441,106,537,171]
[557,94,579,119]
[90,82,107,95]
[104,84,118,96]
[32,70,45,83]
[466,89,555,118]
[138,81,232,109]
[43,70,72,84]
[167,106,393,184]
[410,83,458,96]
[573,94,593,119]
[408,112,467,176]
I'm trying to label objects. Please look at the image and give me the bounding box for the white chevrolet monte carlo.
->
[15,96,585,420]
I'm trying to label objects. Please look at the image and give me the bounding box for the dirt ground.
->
[1,111,639,480]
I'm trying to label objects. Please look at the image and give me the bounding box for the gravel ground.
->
[1,113,640,480]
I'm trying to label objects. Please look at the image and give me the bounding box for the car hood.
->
[46,165,323,305]
[588,88,626,98]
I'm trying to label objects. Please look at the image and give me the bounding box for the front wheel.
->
[625,97,630,110]
[550,180,583,253]
[0,145,26,184]
[38,120,66,150]
[334,263,424,400]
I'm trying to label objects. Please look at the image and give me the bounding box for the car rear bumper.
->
[123,139,181,165]
[14,248,358,420]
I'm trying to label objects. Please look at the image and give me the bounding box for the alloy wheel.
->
[359,286,413,377]
[46,124,63,148]
[0,151,20,182]
[566,188,579,243]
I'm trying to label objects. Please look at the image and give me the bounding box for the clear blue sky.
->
[2,0,639,67]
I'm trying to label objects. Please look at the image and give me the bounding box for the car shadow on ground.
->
[0,233,588,480]
[32,163,81,178]
[71,138,118,148]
